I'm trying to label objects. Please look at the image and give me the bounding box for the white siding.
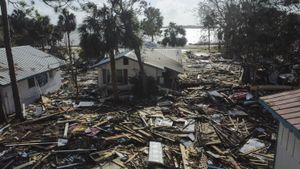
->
[0,69,62,115]
[275,123,300,169]
[98,57,164,89]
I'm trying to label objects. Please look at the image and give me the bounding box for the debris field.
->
[0,53,280,169]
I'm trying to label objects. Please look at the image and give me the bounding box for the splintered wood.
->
[197,123,221,145]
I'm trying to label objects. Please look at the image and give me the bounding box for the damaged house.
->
[0,46,65,115]
[260,90,300,169]
[95,48,183,90]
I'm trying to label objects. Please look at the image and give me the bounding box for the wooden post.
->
[0,0,23,120]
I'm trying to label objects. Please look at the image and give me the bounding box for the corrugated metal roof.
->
[0,46,65,86]
[94,48,184,73]
[260,89,300,130]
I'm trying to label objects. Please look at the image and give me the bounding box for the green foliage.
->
[57,8,76,34]
[141,7,163,41]
[130,76,158,97]
[162,22,187,47]
[198,0,300,64]
[8,9,63,49]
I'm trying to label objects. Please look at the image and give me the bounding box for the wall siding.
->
[0,69,62,115]
[98,58,164,88]
[275,123,300,169]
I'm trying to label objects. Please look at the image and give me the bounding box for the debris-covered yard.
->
[0,53,280,169]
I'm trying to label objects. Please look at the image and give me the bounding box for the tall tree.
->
[198,4,216,53]
[198,0,300,84]
[162,22,187,47]
[79,3,106,61]
[141,7,163,42]
[57,8,76,62]
[80,0,147,100]
[9,9,62,50]
[1,0,23,120]
[120,8,147,95]
[57,9,77,87]
[79,2,120,101]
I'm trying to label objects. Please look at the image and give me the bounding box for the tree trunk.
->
[0,91,7,123]
[67,32,74,82]
[74,62,79,103]
[134,48,147,96]
[151,35,154,42]
[1,0,23,120]
[208,28,211,53]
[109,50,119,101]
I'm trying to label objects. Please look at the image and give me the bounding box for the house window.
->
[123,58,129,65]
[36,73,48,87]
[49,70,54,79]
[102,69,111,84]
[102,69,107,84]
[28,77,35,88]
[117,70,123,83]
[123,69,128,84]
[116,69,128,85]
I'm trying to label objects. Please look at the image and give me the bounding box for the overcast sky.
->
[7,0,200,26]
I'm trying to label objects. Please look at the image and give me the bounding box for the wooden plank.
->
[103,134,132,141]
[13,160,37,169]
[261,89,300,100]
[125,153,138,164]
[180,144,190,169]
[264,92,300,103]
[228,156,241,169]
[277,106,300,115]
[282,112,300,119]
[268,97,300,106]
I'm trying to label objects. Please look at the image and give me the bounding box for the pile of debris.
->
[0,54,279,169]
[179,52,241,88]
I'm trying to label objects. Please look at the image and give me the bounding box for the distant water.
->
[184,28,218,44]
[70,28,218,46]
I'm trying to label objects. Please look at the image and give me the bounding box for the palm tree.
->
[57,9,76,81]
[120,9,147,96]
[79,3,120,101]
[79,0,147,100]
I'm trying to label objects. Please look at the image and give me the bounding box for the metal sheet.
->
[0,46,65,86]
[148,141,164,165]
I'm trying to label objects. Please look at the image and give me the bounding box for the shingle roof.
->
[94,48,183,73]
[0,46,65,86]
[260,89,300,139]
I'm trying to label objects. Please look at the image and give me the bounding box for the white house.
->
[94,48,183,90]
[260,89,300,169]
[0,46,65,115]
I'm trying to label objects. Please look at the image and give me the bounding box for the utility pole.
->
[1,0,24,120]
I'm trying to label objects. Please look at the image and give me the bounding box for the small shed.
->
[260,89,300,169]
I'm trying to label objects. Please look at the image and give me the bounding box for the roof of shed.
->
[94,48,184,73]
[0,46,65,86]
[260,89,300,130]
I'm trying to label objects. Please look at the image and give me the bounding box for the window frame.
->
[123,57,129,65]
[27,77,35,88]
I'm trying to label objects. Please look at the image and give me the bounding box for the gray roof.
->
[0,46,65,86]
[94,48,183,73]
